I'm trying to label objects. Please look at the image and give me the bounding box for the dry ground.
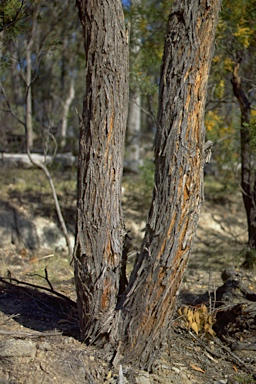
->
[0,167,255,383]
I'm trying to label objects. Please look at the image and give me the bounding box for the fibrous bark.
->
[74,0,222,370]
[74,0,129,343]
[120,0,222,368]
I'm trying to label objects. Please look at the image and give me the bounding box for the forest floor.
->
[0,167,255,383]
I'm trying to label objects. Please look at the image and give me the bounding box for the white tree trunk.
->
[60,76,75,149]
[125,0,142,173]
[25,47,33,148]
[126,92,141,172]
[25,8,39,149]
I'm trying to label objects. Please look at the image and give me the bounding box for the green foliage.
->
[139,158,155,198]
[0,0,28,36]
[206,0,256,192]
[125,0,173,97]
[234,373,256,384]
[242,248,256,269]
[217,0,256,59]
[243,119,256,150]
[209,0,256,97]
[123,158,155,206]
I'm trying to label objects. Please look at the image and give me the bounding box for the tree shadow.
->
[0,281,80,339]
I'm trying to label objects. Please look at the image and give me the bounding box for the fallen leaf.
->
[57,319,71,324]
[183,306,188,315]
[207,327,216,337]
[194,310,200,325]
[106,371,112,379]
[191,321,199,335]
[187,309,194,324]
[201,304,208,314]
[190,364,205,373]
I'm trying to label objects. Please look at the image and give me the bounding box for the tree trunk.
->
[231,62,256,268]
[25,7,39,149]
[125,91,141,172]
[125,0,142,173]
[74,0,129,343]
[74,0,222,370]
[119,0,222,368]
[60,76,75,149]
[11,49,22,105]
[26,47,33,149]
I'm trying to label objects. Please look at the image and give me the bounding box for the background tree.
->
[124,0,174,173]
[205,0,256,267]
[125,0,142,173]
[232,61,256,268]
[0,0,81,257]
[74,0,222,370]
[0,0,83,153]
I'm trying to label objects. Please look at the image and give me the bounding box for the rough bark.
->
[74,0,129,343]
[74,0,222,371]
[231,62,256,268]
[119,0,222,368]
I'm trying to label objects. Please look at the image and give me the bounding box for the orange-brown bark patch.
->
[104,107,115,169]
[156,211,177,261]
[101,278,111,311]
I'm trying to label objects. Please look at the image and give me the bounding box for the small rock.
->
[37,341,52,351]
[135,370,151,384]
[0,339,36,358]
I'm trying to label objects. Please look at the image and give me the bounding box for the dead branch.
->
[0,330,62,337]
[26,146,73,259]
[189,330,252,374]
[0,276,76,308]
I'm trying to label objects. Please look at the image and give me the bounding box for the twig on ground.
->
[26,267,54,291]
[188,330,253,374]
[215,336,254,374]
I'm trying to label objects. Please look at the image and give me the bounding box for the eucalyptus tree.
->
[74,0,222,369]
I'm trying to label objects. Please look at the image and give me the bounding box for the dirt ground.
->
[0,170,255,383]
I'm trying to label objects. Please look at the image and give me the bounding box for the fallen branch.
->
[0,275,76,308]
[0,330,62,337]
[26,146,73,260]
[26,267,54,291]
